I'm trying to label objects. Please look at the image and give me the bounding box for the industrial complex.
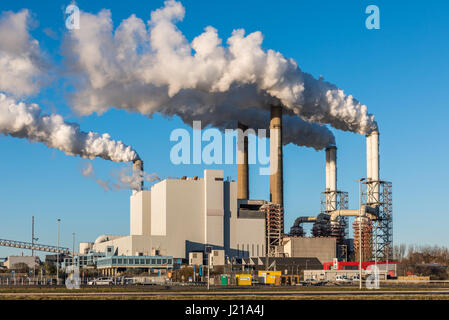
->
[39,105,394,280]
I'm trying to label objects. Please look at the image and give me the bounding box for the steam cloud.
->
[79,162,160,191]
[0,10,46,96]
[0,93,138,162]
[64,0,377,152]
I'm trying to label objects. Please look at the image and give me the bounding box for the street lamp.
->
[57,218,60,286]
[356,178,365,290]
[72,232,75,261]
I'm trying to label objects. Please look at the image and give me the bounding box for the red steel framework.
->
[353,216,373,262]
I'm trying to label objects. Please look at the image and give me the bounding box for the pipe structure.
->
[132,159,144,191]
[329,205,378,223]
[292,216,317,225]
[270,105,284,207]
[237,122,249,199]
[325,146,337,212]
[290,216,317,237]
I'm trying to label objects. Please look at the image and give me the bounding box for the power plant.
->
[73,104,393,269]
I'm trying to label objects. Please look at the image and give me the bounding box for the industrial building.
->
[3,256,40,270]
[91,169,266,260]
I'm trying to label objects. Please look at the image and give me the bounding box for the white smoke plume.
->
[79,162,160,191]
[0,93,139,162]
[64,0,376,151]
[0,10,46,96]
[79,161,94,177]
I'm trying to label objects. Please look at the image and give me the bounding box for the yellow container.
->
[258,271,281,284]
[236,274,252,286]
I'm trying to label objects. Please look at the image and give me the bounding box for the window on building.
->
[112,258,117,264]
[157,259,161,265]
[151,259,156,264]
[252,244,254,257]
[118,259,123,264]
[145,259,150,264]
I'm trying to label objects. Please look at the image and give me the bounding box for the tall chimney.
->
[370,130,379,183]
[132,159,144,191]
[366,133,372,181]
[270,105,283,207]
[237,122,249,199]
[325,146,337,211]
[366,130,380,204]
[371,130,380,203]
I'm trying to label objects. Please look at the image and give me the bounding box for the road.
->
[2,289,449,299]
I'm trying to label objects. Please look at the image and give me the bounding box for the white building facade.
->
[93,170,266,260]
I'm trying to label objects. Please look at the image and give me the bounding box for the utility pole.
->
[57,218,60,286]
[31,216,34,256]
[32,216,38,281]
[72,232,75,262]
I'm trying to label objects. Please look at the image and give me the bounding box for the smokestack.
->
[237,122,249,199]
[366,133,372,181]
[370,130,379,183]
[366,130,380,203]
[132,159,144,191]
[325,146,337,211]
[270,105,283,207]
[371,130,380,203]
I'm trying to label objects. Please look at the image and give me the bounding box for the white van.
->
[87,277,113,285]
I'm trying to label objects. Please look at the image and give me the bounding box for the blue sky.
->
[0,0,448,258]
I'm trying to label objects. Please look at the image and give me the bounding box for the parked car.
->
[87,277,113,285]
[301,278,316,286]
[335,275,351,283]
[352,275,360,281]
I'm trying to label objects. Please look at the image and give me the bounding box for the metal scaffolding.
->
[362,180,393,262]
[316,190,349,241]
[264,203,284,257]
